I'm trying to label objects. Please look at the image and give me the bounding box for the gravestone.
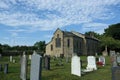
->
[71,55,81,77]
[20,52,27,80]
[10,56,12,62]
[44,55,50,70]
[110,51,117,67]
[86,56,97,71]
[29,55,31,60]
[4,64,8,74]
[112,66,120,80]
[13,59,16,63]
[0,54,1,58]
[30,51,42,80]
[116,52,120,66]
[0,64,2,71]
[99,56,105,66]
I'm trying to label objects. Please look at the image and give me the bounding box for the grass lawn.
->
[0,56,111,80]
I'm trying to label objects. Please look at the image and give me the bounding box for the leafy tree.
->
[100,36,120,51]
[34,41,46,53]
[104,23,120,40]
[85,31,101,39]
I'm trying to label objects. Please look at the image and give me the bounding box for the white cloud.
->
[82,22,108,34]
[0,0,120,33]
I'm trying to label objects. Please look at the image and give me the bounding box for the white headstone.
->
[13,59,16,63]
[86,56,97,71]
[29,55,31,60]
[71,55,81,77]
[30,51,42,80]
[10,56,12,62]
[20,52,27,80]
[99,56,105,66]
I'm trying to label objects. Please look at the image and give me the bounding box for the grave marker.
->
[10,56,12,62]
[112,66,120,80]
[110,51,117,67]
[4,64,8,74]
[30,51,42,80]
[99,56,105,66]
[20,52,27,80]
[116,52,120,66]
[0,64,2,71]
[71,55,81,77]
[29,55,31,60]
[44,55,50,70]
[86,56,97,71]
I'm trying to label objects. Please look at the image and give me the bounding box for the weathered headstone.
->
[71,55,81,77]
[0,64,2,71]
[86,56,97,70]
[29,55,31,60]
[20,52,27,80]
[13,59,16,63]
[110,50,117,67]
[99,56,105,66]
[10,56,12,62]
[112,66,120,80]
[0,54,1,58]
[44,55,50,70]
[4,64,8,74]
[116,52,120,66]
[30,51,42,80]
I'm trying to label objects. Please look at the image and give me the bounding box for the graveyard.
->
[0,54,111,80]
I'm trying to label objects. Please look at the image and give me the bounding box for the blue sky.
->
[0,0,120,46]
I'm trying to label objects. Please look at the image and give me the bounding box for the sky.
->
[0,0,120,46]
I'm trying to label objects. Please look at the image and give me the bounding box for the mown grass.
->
[0,56,111,80]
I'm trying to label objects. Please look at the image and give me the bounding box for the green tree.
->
[34,41,46,53]
[104,23,120,40]
[85,31,101,39]
[100,36,120,51]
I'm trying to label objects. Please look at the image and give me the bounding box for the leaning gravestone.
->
[112,66,120,80]
[86,56,97,71]
[71,55,81,77]
[30,51,42,80]
[44,55,50,70]
[20,52,27,80]
[99,56,105,66]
